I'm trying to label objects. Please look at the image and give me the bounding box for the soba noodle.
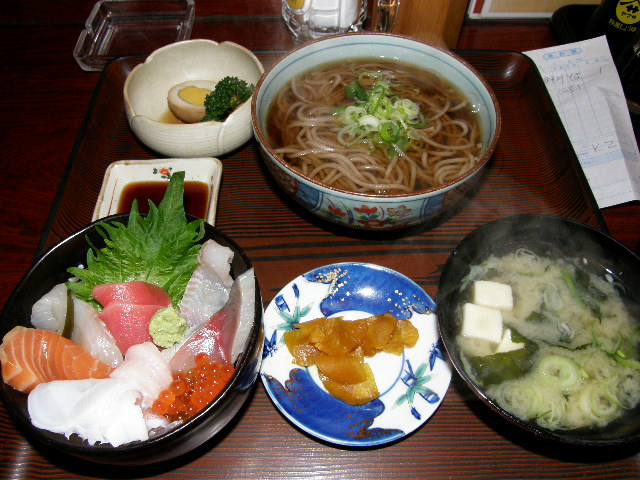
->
[266,59,483,194]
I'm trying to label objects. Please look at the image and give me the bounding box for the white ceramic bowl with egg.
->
[124,39,264,158]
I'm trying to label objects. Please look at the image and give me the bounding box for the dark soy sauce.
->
[117,181,210,219]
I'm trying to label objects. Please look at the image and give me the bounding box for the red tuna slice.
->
[99,303,166,354]
[93,281,172,309]
[169,278,242,373]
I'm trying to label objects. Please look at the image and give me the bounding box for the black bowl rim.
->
[0,213,263,461]
[437,213,640,447]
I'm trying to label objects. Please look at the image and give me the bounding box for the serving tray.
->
[4,51,628,478]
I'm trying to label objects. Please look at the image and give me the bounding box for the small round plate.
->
[260,262,452,447]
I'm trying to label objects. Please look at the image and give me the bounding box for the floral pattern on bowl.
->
[260,262,452,447]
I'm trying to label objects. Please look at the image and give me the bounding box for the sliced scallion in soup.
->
[456,249,640,431]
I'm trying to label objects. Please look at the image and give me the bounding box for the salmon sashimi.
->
[93,281,172,309]
[0,326,113,393]
[99,303,166,354]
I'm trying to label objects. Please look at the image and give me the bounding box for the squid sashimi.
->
[28,378,149,446]
[169,268,253,373]
[180,240,234,329]
[0,326,113,393]
[71,298,123,368]
[93,281,172,310]
[110,342,172,410]
[99,303,166,354]
[31,283,67,333]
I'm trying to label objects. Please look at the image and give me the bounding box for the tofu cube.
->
[473,280,513,311]
[461,303,503,344]
[495,328,524,353]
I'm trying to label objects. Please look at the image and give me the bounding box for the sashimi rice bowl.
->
[0,172,263,465]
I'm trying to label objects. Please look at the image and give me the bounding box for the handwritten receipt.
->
[525,36,640,209]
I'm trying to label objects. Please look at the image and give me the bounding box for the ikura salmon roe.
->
[152,353,234,422]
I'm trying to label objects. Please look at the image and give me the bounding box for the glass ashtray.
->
[73,0,195,72]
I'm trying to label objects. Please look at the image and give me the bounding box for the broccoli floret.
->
[201,76,255,122]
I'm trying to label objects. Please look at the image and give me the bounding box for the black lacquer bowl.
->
[437,214,640,447]
[0,214,263,465]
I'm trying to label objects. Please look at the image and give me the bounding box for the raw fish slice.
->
[93,281,172,309]
[99,303,165,354]
[198,240,234,287]
[28,378,148,447]
[110,342,172,410]
[169,274,243,373]
[143,410,173,434]
[71,298,123,368]
[31,283,67,333]
[180,240,234,329]
[0,326,113,393]
[230,268,256,362]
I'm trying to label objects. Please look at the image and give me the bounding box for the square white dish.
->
[93,157,222,224]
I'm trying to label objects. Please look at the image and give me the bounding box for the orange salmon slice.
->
[0,326,114,393]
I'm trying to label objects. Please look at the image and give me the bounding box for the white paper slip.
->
[525,36,640,209]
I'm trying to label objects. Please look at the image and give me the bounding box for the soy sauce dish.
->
[437,214,640,446]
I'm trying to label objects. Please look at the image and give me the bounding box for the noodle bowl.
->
[267,60,483,195]
[252,33,500,230]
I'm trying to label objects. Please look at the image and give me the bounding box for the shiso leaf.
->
[66,171,205,308]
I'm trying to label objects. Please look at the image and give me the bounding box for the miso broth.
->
[457,249,640,431]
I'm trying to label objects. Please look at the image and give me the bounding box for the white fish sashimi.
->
[169,267,255,373]
[31,283,67,333]
[71,298,123,368]
[110,342,172,410]
[230,268,256,362]
[28,378,149,447]
[179,239,235,329]
[198,239,234,287]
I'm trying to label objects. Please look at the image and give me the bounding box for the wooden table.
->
[1,1,639,478]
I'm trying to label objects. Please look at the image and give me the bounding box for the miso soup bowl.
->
[0,214,264,465]
[251,33,500,231]
[124,39,264,158]
[437,214,640,447]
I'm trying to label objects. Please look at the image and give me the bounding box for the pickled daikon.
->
[283,313,419,405]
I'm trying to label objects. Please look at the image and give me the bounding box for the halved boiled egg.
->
[167,80,218,124]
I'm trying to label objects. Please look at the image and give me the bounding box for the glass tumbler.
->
[282,0,367,42]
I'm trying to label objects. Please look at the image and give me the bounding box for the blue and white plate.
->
[260,262,452,447]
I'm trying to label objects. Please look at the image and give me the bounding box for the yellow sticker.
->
[616,0,640,26]
[288,0,306,10]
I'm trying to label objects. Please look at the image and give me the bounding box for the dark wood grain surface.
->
[1,1,639,478]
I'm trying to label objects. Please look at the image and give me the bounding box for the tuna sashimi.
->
[99,303,166,354]
[28,378,148,446]
[93,281,172,309]
[0,326,113,393]
[71,298,123,368]
[110,342,172,410]
[180,240,234,329]
[169,271,245,373]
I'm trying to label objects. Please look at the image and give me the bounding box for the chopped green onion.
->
[339,73,426,158]
[537,354,583,393]
[345,81,367,101]
[379,122,401,143]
